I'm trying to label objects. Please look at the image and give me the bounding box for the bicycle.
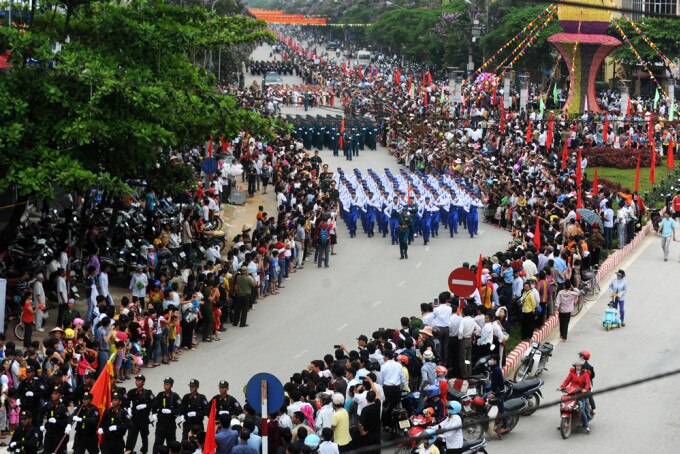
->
[579,265,600,301]
[5,316,25,341]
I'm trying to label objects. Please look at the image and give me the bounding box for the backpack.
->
[319,225,330,243]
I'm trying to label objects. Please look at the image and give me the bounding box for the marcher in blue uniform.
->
[420,196,433,245]
[385,196,402,245]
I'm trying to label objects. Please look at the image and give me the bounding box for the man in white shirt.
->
[432,294,453,365]
[314,393,335,435]
[448,310,462,375]
[99,264,112,307]
[476,313,494,358]
[458,311,481,378]
[56,268,69,327]
[379,352,406,429]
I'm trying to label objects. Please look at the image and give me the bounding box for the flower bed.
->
[582,146,653,168]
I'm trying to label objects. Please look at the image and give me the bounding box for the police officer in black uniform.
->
[211,380,243,419]
[74,372,96,406]
[126,374,154,454]
[41,386,69,454]
[151,377,181,454]
[180,379,209,441]
[72,391,100,454]
[8,411,41,454]
[99,392,130,454]
[16,365,45,426]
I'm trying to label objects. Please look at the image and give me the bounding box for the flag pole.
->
[261,380,269,454]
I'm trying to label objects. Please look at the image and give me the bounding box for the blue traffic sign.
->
[245,373,285,414]
[201,157,218,174]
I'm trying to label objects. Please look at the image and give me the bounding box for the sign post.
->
[246,373,284,454]
[448,267,477,298]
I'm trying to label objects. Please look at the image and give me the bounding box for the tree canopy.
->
[0,1,278,199]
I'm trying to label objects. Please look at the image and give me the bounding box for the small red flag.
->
[423,89,429,106]
[499,109,506,134]
[339,118,345,150]
[576,148,582,187]
[668,136,675,170]
[650,146,657,185]
[394,68,401,85]
[91,362,112,445]
[634,154,641,192]
[533,216,541,251]
[561,139,568,171]
[602,114,609,143]
[475,254,483,289]
[525,121,533,144]
[207,135,213,158]
[220,136,227,154]
[576,187,583,209]
[626,97,631,117]
[427,71,432,86]
[408,73,413,94]
[592,168,599,196]
[203,400,218,454]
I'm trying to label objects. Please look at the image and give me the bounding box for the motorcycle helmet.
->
[398,355,409,365]
[424,385,440,399]
[435,366,448,376]
[447,401,462,415]
[423,428,437,444]
[579,350,591,361]
[472,396,486,408]
[304,434,321,451]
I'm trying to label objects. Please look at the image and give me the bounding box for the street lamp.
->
[519,73,530,111]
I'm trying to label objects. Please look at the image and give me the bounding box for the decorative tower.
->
[548,0,621,115]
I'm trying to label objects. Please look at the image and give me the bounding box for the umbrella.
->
[577,208,603,230]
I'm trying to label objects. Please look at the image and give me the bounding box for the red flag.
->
[576,187,583,209]
[422,70,426,86]
[546,113,554,150]
[626,97,631,117]
[394,68,401,85]
[203,400,218,454]
[525,121,533,144]
[357,65,363,80]
[668,136,675,170]
[341,62,347,75]
[427,71,432,86]
[207,135,213,158]
[634,154,641,192]
[561,139,568,171]
[408,73,413,94]
[576,148,582,187]
[592,168,599,196]
[491,84,497,105]
[91,362,112,445]
[219,136,227,154]
[533,216,541,251]
[475,254,483,289]
[423,88,429,106]
[650,147,657,185]
[339,118,345,150]
[602,114,609,143]
[369,68,373,83]
[499,109,506,134]
[407,184,412,200]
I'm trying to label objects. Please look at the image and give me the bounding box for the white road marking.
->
[337,323,349,331]
[293,349,308,359]
[425,246,430,252]
[416,262,422,268]
[372,300,382,308]
[398,280,406,287]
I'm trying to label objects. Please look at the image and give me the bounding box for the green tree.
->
[0,2,277,244]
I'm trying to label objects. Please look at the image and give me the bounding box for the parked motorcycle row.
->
[390,342,563,453]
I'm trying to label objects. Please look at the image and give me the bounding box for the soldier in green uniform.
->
[398,208,411,260]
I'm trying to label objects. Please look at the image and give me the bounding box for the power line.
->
[340,365,680,454]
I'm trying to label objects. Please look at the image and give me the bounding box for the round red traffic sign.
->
[448,267,477,297]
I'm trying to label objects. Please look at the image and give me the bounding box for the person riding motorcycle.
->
[415,428,440,454]
[558,359,592,433]
[422,385,445,422]
[483,354,509,434]
[432,401,464,454]
[579,351,597,415]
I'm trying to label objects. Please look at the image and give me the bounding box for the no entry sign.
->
[448,267,477,297]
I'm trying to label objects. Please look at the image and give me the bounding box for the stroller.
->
[602,301,622,331]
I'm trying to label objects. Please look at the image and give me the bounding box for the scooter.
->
[464,394,528,440]
[393,413,433,454]
[514,341,553,381]
[558,386,594,439]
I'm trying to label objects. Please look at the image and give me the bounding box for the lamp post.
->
[452,68,464,104]
[503,67,512,107]
[519,73,530,111]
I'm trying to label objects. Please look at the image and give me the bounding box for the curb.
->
[501,221,654,377]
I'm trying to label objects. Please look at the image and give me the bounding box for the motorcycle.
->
[504,377,544,416]
[394,413,434,454]
[558,386,593,439]
[514,341,553,381]
[460,438,489,454]
[464,394,528,440]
